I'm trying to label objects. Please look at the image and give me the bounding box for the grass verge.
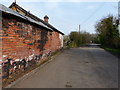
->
[101,46,120,58]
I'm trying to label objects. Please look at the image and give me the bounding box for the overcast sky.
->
[1,0,119,35]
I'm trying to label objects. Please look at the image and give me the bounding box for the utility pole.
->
[117,1,120,47]
[79,25,80,34]
[118,1,120,34]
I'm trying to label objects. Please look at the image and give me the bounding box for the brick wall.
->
[51,31,61,52]
[2,17,42,60]
[2,15,62,78]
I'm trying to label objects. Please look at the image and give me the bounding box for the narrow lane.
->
[11,45,118,88]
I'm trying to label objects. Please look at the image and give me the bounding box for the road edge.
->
[4,50,63,88]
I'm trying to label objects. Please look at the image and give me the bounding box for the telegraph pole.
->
[117,1,120,48]
[118,1,120,34]
[79,25,80,34]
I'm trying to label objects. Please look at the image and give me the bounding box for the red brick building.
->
[0,3,64,78]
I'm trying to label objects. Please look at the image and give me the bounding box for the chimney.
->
[44,15,49,23]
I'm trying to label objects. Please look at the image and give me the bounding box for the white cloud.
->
[44,2,59,10]
[86,5,97,9]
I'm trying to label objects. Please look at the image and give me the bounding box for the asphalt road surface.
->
[11,44,118,88]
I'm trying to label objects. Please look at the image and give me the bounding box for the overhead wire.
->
[81,2,106,25]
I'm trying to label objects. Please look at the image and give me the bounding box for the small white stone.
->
[3,55,7,58]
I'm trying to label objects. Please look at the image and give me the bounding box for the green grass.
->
[105,48,120,54]
[102,47,120,57]
[105,48,120,53]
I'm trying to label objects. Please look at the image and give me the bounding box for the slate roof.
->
[0,4,52,31]
[9,2,64,35]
